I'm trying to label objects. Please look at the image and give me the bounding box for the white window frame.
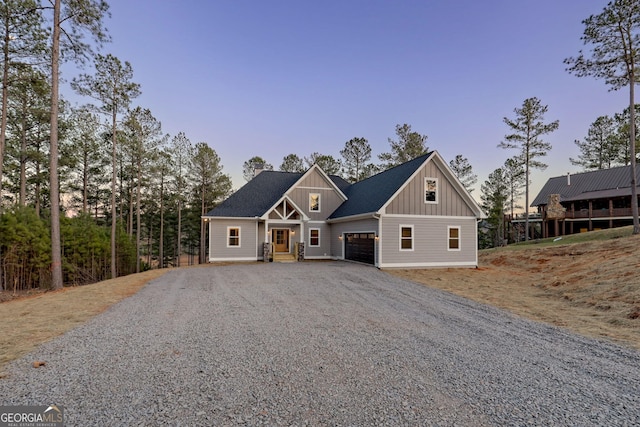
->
[448,226,461,251]
[399,225,414,251]
[425,177,438,204]
[227,226,241,248]
[309,228,321,247]
[309,193,321,212]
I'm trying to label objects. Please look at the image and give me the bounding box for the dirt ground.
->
[390,233,640,350]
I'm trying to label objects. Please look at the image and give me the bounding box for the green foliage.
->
[565,0,640,234]
[304,152,341,175]
[279,153,305,172]
[60,213,109,285]
[378,123,428,168]
[242,155,273,181]
[449,154,477,193]
[115,220,137,277]
[480,168,509,249]
[340,137,372,183]
[570,115,619,170]
[498,97,558,240]
[0,206,51,291]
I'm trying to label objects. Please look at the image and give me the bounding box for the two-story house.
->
[203,151,484,268]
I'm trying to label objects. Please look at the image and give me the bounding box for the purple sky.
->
[68,0,627,209]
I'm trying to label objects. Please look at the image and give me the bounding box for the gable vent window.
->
[425,178,438,204]
[309,193,321,212]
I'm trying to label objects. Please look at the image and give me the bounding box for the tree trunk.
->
[49,0,63,290]
[135,159,141,273]
[111,108,117,279]
[0,12,10,203]
[0,13,9,291]
[19,99,27,206]
[82,150,88,213]
[629,71,639,234]
[177,199,181,267]
[159,174,164,269]
[200,179,205,264]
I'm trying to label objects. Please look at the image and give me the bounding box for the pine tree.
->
[378,123,428,168]
[498,97,558,241]
[340,137,372,183]
[565,0,640,234]
[71,54,140,278]
[449,154,478,193]
[279,153,304,172]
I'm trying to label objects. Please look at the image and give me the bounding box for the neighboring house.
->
[532,165,640,237]
[203,151,484,268]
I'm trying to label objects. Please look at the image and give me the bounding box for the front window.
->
[309,228,320,246]
[425,178,438,204]
[309,193,321,212]
[400,225,413,251]
[448,226,460,251]
[227,227,240,247]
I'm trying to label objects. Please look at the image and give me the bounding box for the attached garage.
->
[344,233,375,265]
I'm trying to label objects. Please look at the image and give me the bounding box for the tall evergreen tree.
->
[565,0,640,234]
[571,115,619,170]
[71,53,140,279]
[480,168,509,248]
[243,155,273,181]
[0,0,48,205]
[449,154,477,193]
[304,152,341,175]
[191,142,231,263]
[6,64,49,207]
[122,107,162,273]
[340,137,371,183]
[279,153,304,172]
[65,105,107,213]
[378,123,428,168]
[48,0,109,289]
[169,132,192,266]
[498,97,559,241]
[503,157,525,243]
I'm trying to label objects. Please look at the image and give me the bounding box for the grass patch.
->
[0,269,167,373]
[390,227,640,350]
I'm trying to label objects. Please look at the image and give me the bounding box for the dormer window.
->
[309,193,321,212]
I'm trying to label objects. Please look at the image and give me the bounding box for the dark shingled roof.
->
[206,153,433,219]
[206,171,303,217]
[329,152,432,219]
[532,165,640,206]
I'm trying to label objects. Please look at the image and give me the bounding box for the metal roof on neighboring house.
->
[531,165,640,206]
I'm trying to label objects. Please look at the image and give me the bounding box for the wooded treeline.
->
[0,0,232,291]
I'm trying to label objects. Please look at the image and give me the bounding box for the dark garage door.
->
[344,233,375,265]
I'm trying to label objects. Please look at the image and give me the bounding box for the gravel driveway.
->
[1,262,639,426]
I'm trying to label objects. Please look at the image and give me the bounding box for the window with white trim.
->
[400,225,414,251]
[425,178,438,204]
[309,193,321,212]
[227,227,240,247]
[309,228,320,247]
[448,226,461,251]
